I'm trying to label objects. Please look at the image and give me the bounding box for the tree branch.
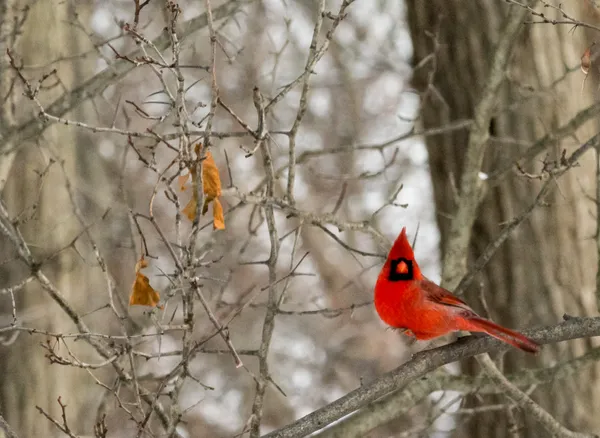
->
[441,2,529,290]
[262,316,600,438]
[478,354,597,438]
[1,0,246,154]
[315,345,600,437]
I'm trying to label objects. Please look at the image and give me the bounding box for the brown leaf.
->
[178,173,190,192]
[182,196,197,222]
[212,198,225,230]
[582,46,591,75]
[129,256,162,308]
[580,42,600,94]
[179,146,225,229]
[202,151,222,204]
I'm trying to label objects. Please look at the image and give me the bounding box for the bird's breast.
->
[374,279,421,329]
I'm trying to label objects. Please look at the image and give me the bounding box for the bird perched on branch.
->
[374,227,539,353]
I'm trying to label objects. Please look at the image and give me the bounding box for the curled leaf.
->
[129,256,162,308]
[179,146,225,230]
[202,151,222,207]
[582,47,591,75]
[580,42,600,95]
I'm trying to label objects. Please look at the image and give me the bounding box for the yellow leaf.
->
[212,198,225,230]
[129,256,162,308]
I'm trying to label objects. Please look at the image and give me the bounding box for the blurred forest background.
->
[0,0,600,437]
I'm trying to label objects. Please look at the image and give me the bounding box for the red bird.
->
[374,227,539,353]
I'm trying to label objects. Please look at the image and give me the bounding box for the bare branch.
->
[441,3,529,290]
[262,316,600,438]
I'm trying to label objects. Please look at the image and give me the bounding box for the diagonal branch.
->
[478,354,596,438]
[262,316,600,438]
[315,345,600,437]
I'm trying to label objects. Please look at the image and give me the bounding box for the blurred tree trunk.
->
[0,1,110,435]
[407,1,600,437]
[0,0,18,187]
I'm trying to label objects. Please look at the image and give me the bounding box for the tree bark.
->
[0,1,110,435]
[407,1,600,436]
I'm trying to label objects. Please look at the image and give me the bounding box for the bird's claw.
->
[391,327,415,337]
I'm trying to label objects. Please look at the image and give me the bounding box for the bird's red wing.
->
[419,279,474,312]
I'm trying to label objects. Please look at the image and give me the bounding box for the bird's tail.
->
[462,316,539,353]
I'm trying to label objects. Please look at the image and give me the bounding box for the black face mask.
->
[388,257,414,282]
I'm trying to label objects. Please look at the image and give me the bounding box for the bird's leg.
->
[401,328,416,338]
[387,326,415,337]
[403,329,418,346]
[387,327,418,346]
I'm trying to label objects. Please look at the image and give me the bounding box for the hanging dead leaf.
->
[178,173,190,192]
[129,256,162,308]
[179,146,225,229]
[212,198,225,230]
[182,196,197,222]
[580,42,600,94]
[201,151,222,208]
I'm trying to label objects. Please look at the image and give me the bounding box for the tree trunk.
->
[0,1,110,435]
[407,1,600,436]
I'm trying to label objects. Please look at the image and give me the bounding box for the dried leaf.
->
[580,43,600,95]
[212,198,225,230]
[179,146,225,229]
[182,196,196,221]
[582,46,591,75]
[202,151,222,204]
[129,256,162,308]
[178,173,190,192]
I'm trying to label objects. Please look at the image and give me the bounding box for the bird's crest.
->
[386,227,422,281]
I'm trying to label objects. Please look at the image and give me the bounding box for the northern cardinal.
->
[374,227,539,353]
